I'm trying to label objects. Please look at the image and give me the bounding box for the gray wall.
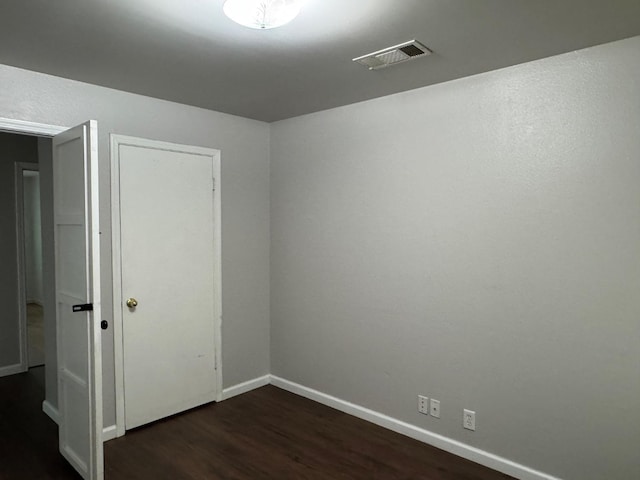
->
[24,173,43,304]
[37,137,56,400]
[0,63,271,426]
[0,133,39,370]
[270,36,640,480]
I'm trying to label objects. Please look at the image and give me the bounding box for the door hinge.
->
[72,303,93,312]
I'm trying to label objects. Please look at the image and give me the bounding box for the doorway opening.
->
[16,164,45,370]
[0,133,51,380]
[0,130,76,476]
[1,117,105,479]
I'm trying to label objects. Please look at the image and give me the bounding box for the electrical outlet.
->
[418,395,429,415]
[463,409,476,431]
[429,398,441,418]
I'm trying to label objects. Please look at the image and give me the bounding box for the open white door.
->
[53,120,103,480]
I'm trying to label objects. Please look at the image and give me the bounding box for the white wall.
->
[0,133,39,371]
[270,36,640,480]
[0,64,271,427]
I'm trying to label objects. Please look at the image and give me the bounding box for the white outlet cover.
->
[463,409,476,431]
[430,398,441,418]
[418,395,429,415]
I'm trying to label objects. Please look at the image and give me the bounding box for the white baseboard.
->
[103,425,117,442]
[43,400,118,442]
[270,376,561,480]
[0,363,26,378]
[221,374,271,401]
[42,400,60,423]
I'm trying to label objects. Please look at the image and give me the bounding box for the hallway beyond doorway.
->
[27,303,44,367]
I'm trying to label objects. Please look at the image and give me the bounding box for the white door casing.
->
[111,135,222,434]
[53,120,103,480]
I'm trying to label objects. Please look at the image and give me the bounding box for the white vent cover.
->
[353,40,432,70]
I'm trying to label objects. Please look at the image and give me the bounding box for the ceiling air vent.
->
[353,40,432,70]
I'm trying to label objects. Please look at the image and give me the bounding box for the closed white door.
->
[53,120,103,480]
[114,137,220,430]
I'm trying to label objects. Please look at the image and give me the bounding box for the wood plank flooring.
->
[1,369,514,479]
[0,367,79,479]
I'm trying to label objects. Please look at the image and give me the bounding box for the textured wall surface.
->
[0,133,38,369]
[0,65,271,426]
[271,36,640,480]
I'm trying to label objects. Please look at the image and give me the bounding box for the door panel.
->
[53,121,103,480]
[118,141,217,429]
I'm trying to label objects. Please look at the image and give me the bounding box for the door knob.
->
[126,298,138,309]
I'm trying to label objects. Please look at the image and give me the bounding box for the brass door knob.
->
[126,298,138,309]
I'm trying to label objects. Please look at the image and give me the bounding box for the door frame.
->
[1,118,66,383]
[110,134,223,437]
[14,161,41,373]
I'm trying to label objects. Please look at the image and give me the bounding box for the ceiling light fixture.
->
[223,0,302,29]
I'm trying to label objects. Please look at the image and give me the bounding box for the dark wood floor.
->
[1,369,514,479]
[0,367,79,479]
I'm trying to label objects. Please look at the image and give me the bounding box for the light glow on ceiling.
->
[223,0,302,29]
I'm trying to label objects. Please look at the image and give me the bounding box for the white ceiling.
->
[1,0,639,122]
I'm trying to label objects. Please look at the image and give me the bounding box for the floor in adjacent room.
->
[27,303,45,367]
[0,369,513,479]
